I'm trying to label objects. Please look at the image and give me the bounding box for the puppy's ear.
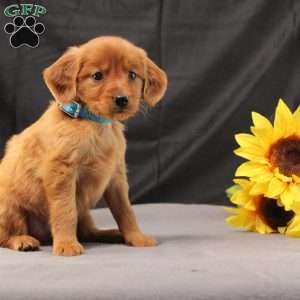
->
[143,57,167,106]
[43,47,80,103]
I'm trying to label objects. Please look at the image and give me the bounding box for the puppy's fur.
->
[0,36,167,256]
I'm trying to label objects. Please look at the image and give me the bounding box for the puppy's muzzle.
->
[114,95,129,109]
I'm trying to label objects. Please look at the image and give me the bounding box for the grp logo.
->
[3,4,47,48]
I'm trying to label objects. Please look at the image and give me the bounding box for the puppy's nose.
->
[114,95,129,109]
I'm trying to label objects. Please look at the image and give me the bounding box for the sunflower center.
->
[256,197,294,230]
[269,137,300,176]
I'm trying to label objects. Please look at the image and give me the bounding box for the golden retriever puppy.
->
[0,36,167,256]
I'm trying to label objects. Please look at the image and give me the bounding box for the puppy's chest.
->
[77,127,121,196]
[80,140,117,177]
[79,150,116,178]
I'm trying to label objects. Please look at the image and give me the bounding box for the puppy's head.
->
[43,36,167,121]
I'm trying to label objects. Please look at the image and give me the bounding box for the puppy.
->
[0,36,167,256]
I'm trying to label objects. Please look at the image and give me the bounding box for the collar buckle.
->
[58,101,112,124]
[59,102,81,119]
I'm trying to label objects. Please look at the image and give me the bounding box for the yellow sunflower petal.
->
[231,190,250,206]
[234,147,268,162]
[234,133,262,149]
[227,181,256,210]
[286,216,300,230]
[252,171,274,183]
[224,207,238,214]
[250,126,273,150]
[226,209,254,229]
[281,189,294,210]
[290,190,300,213]
[244,199,256,211]
[233,178,251,189]
[273,99,295,138]
[278,226,287,234]
[235,161,269,178]
[226,215,249,228]
[276,198,284,207]
[274,168,292,182]
[226,185,240,198]
[265,177,287,198]
[292,174,300,183]
[280,185,300,210]
[291,202,300,215]
[251,111,273,130]
[249,182,269,196]
[293,106,300,132]
[255,217,274,234]
[225,182,277,235]
[285,216,300,237]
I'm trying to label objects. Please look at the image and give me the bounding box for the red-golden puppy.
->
[0,36,167,256]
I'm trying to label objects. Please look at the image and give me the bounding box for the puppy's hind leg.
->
[0,197,40,252]
[78,211,124,244]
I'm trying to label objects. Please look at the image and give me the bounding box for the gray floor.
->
[0,204,300,300]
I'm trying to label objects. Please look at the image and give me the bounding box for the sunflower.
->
[225,179,298,236]
[234,99,300,212]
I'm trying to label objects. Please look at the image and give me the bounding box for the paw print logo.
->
[4,16,45,48]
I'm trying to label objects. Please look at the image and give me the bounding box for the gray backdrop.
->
[1,0,300,206]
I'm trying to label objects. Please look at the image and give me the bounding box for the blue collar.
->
[58,102,112,124]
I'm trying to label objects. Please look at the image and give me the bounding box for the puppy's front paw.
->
[53,240,84,256]
[124,232,158,247]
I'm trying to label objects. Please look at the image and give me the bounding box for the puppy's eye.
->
[92,72,103,81]
[128,71,137,80]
